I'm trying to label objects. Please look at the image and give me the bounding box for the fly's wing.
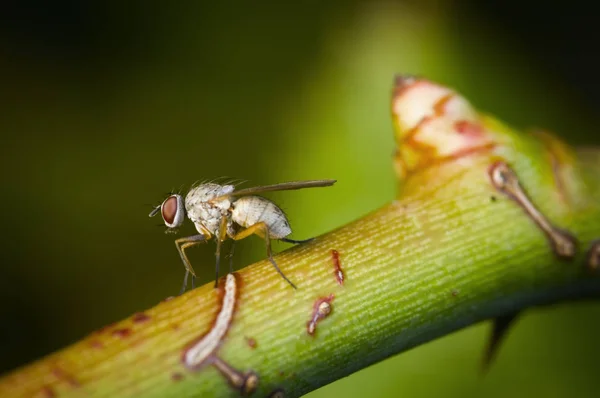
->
[209,179,336,202]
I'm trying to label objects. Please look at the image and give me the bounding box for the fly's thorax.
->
[184,183,234,237]
[185,183,235,203]
[231,196,292,239]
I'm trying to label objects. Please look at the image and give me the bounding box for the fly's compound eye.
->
[160,194,185,228]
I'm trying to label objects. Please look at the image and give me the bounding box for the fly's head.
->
[149,194,186,234]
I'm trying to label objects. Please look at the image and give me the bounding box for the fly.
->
[149,179,336,294]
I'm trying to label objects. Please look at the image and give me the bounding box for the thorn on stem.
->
[481,312,520,373]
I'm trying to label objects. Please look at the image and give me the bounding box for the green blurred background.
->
[1,1,599,397]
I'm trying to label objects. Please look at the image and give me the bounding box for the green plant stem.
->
[1,80,599,398]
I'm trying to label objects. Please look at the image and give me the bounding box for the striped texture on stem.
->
[1,77,599,398]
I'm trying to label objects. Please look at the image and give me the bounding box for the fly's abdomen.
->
[231,196,292,239]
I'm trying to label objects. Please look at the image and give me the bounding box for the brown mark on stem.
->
[89,340,104,349]
[212,357,259,396]
[39,385,56,398]
[51,366,80,388]
[182,273,259,395]
[245,337,257,349]
[391,76,498,180]
[171,372,184,382]
[586,240,600,271]
[307,295,334,336]
[454,120,483,137]
[330,250,345,286]
[531,130,571,204]
[425,142,496,168]
[403,93,454,145]
[111,328,132,339]
[132,312,151,323]
[393,74,420,94]
[268,388,286,398]
[488,161,577,259]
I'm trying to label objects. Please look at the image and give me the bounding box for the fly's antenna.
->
[149,206,161,217]
[148,190,171,217]
[148,199,164,217]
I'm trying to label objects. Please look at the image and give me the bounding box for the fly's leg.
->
[214,216,229,288]
[231,222,297,289]
[180,271,190,296]
[175,234,206,294]
[228,241,236,273]
[280,237,314,244]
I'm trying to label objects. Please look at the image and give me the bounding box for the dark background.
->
[1,1,599,397]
